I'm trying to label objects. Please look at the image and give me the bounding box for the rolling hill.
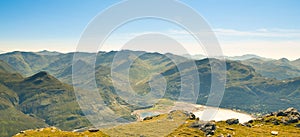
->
[0,63,48,137]
[0,63,91,136]
[1,50,300,136]
[242,58,300,80]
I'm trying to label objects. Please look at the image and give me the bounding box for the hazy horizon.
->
[0,49,298,61]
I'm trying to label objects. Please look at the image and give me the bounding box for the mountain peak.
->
[279,58,289,62]
[32,71,49,77]
[24,71,54,83]
[36,50,61,56]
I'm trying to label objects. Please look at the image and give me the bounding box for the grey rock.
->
[271,131,279,136]
[241,122,252,127]
[276,111,287,117]
[191,121,217,136]
[284,107,298,114]
[281,118,289,125]
[189,112,196,120]
[88,128,99,132]
[226,118,239,125]
[288,116,299,123]
[272,120,280,125]
[143,116,153,121]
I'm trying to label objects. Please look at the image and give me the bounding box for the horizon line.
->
[0,49,298,61]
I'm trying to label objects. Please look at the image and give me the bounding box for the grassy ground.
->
[169,119,300,137]
[14,111,300,137]
[13,127,109,137]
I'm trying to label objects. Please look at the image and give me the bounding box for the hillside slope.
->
[0,63,48,137]
[14,108,300,137]
[0,63,91,136]
[242,58,300,80]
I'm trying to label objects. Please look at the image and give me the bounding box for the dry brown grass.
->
[14,113,300,137]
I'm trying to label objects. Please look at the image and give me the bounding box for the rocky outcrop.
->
[88,128,100,132]
[264,108,300,125]
[242,107,300,128]
[190,121,216,136]
[226,118,239,125]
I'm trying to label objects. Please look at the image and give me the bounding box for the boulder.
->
[241,122,252,127]
[284,107,298,114]
[272,120,280,125]
[189,112,196,120]
[280,117,289,125]
[190,121,216,136]
[271,131,278,136]
[288,116,299,123]
[205,130,215,136]
[88,128,99,132]
[143,116,153,121]
[276,111,287,117]
[189,122,201,128]
[226,118,239,125]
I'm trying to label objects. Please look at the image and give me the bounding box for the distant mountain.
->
[160,58,300,113]
[36,50,62,56]
[183,54,270,61]
[181,54,206,60]
[242,58,300,80]
[0,51,59,76]
[227,54,270,61]
[291,58,300,69]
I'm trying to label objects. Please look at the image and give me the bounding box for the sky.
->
[0,0,299,59]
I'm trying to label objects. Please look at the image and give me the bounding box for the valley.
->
[0,50,300,136]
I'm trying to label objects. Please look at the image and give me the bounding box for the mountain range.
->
[184,54,300,80]
[0,50,300,136]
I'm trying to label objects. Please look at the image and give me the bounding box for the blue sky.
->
[0,0,300,59]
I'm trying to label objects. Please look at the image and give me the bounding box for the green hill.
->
[0,63,91,136]
[6,71,91,131]
[1,50,300,114]
[0,64,48,137]
[242,58,300,80]
[1,51,300,136]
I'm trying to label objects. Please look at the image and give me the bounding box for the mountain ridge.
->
[0,50,300,136]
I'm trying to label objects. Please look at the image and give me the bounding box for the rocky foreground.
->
[14,108,300,137]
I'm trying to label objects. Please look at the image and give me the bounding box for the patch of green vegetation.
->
[0,108,47,137]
